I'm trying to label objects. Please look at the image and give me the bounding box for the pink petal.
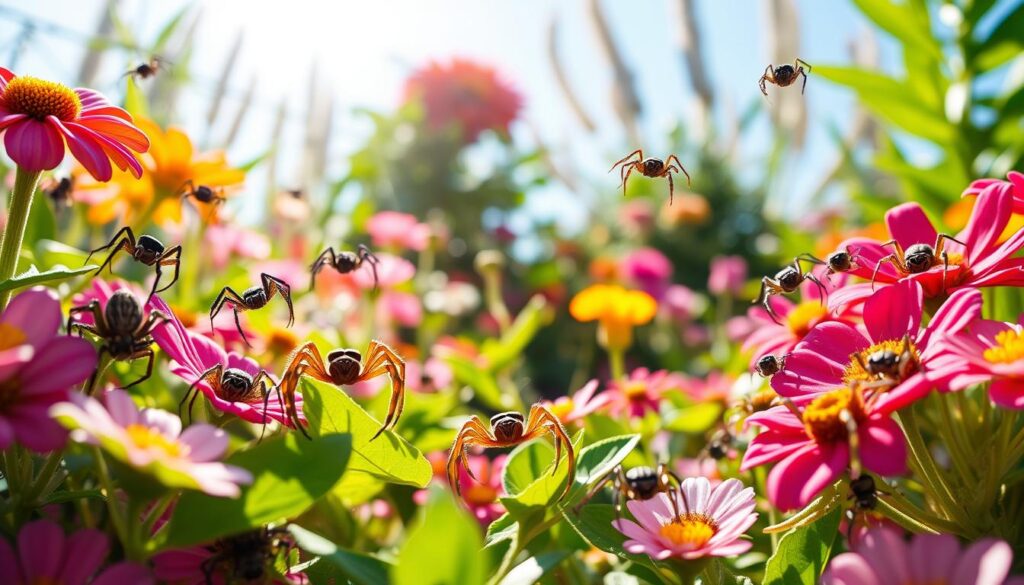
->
[856,528,911,583]
[857,416,907,476]
[740,431,806,470]
[0,67,14,87]
[988,378,1024,409]
[104,389,140,427]
[18,520,65,580]
[1,288,62,348]
[828,283,875,313]
[7,406,68,452]
[919,287,983,351]
[57,530,109,585]
[91,562,154,585]
[951,539,1012,585]
[3,118,65,171]
[76,114,150,152]
[822,553,883,585]
[179,425,229,461]
[767,442,846,511]
[959,183,1012,266]
[64,121,143,178]
[838,238,902,283]
[20,337,97,395]
[908,533,960,583]
[886,203,938,251]
[863,279,922,343]
[50,117,112,181]
[0,417,12,449]
[0,537,21,583]
[0,345,34,381]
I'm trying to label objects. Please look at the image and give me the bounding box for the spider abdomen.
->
[641,158,664,176]
[333,253,360,273]
[327,355,362,384]
[491,412,525,442]
[220,368,259,402]
[904,244,936,273]
[774,65,795,83]
[624,467,660,499]
[105,291,144,333]
[241,287,269,309]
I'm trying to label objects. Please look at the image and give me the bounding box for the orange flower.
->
[570,284,657,350]
[75,118,244,226]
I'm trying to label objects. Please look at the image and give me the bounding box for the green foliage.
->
[289,524,393,585]
[762,506,843,585]
[0,264,98,295]
[393,488,490,585]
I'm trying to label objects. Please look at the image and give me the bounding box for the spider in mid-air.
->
[870,234,965,292]
[210,273,294,348]
[759,58,812,96]
[179,179,228,218]
[200,526,295,585]
[447,404,575,501]
[123,57,166,81]
[575,463,682,517]
[609,149,691,205]
[309,244,381,291]
[85,226,181,302]
[754,257,827,324]
[180,364,275,429]
[67,290,169,390]
[276,340,406,439]
[43,176,73,214]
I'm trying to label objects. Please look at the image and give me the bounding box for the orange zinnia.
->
[570,284,657,351]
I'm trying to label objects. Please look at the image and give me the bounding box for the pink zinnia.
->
[823,527,1024,585]
[542,379,613,425]
[150,296,304,429]
[0,67,148,180]
[606,368,684,419]
[708,255,747,296]
[51,389,253,497]
[457,454,507,526]
[831,180,1024,307]
[0,519,152,585]
[620,247,673,300]
[934,314,1024,408]
[962,170,1024,213]
[366,211,432,252]
[0,287,95,452]
[612,477,757,560]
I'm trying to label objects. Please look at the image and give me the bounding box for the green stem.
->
[0,168,43,309]
[898,409,966,527]
[608,348,625,381]
[93,448,128,550]
[18,450,64,512]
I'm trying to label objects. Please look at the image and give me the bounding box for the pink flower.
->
[379,291,423,328]
[822,527,1024,585]
[0,68,149,180]
[832,181,1024,307]
[149,296,304,429]
[0,287,95,452]
[542,379,613,425]
[683,371,733,403]
[662,284,704,323]
[457,454,507,526]
[606,368,685,419]
[620,247,673,300]
[0,519,152,585]
[352,253,414,290]
[153,534,308,585]
[205,224,271,269]
[612,477,757,560]
[406,357,454,393]
[366,211,432,251]
[675,458,722,487]
[51,389,253,497]
[708,255,747,296]
[934,315,1024,408]
[963,170,1024,213]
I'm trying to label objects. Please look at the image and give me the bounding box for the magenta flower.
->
[204,224,271,269]
[662,284,704,323]
[933,315,1024,408]
[675,458,722,487]
[612,477,757,560]
[379,290,423,328]
[0,287,95,452]
[406,357,454,393]
[606,368,685,419]
[457,454,507,526]
[0,68,149,180]
[831,181,1024,308]
[352,253,414,290]
[51,389,252,497]
[823,527,1024,585]
[541,379,613,425]
[367,211,432,252]
[149,296,304,429]
[708,255,747,296]
[0,519,152,585]
[620,247,673,300]
[963,170,1024,213]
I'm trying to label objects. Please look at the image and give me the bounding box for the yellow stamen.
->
[844,338,919,385]
[803,387,865,444]
[622,381,648,400]
[786,301,827,337]
[264,326,300,357]
[463,483,498,506]
[0,322,27,351]
[984,329,1024,364]
[3,76,82,121]
[659,513,717,549]
[125,424,183,458]
[548,397,575,422]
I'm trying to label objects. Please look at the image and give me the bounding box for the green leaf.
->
[852,0,942,59]
[445,352,514,411]
[124,78,149,118]
[300,378,431,501]
[161,433,351,548]
[503,440,556,496]
[0,264,98,295]
[501,431,583,512]
[563,434,642,507]
[152,4,192,53]
[23,187,56,245]
[665,403,723,433]
[393,489,489,585]
[289,524,392,585]
[762,505,842,585]
[970,2,1024,70]
[498,551,570,585]
[560,504,665,578]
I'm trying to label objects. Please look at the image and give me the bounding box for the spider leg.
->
[620,165,636,197]
[666,168,675,205]
[309,247,336,290]
[274,368,310,440]
[805,273,828,306]
[209,287,245,333]
[870,255,901,291]
[182,365,223,424]
[83,346,108,394]
[177,179,196,198]
[665,156,692,187]
[67,301,105,336]
[446,418,492,497]
[759,65,773,97]
[795,58,812,72]
[799,68,809,94]
[608,149,642,173]
[573,466,617,513]
[525,404,576,500]
[262,273,294,328]
[138,309,170,338]
[85,226,134,271]
[121,347,155,388]
[233,308,252,348]
[152,245,182,295]
[360,245,382,292]
[755,278,785,325]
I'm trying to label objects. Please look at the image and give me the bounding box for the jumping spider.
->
[608,149,691,205]
[85,226,181,302]
[823,245,861,281]
[124,57,166,81]
[276,340,406,440]
[759,58,812,96]
[179,179,227,216]
[180,364,276,431]
[447,404,575,501]
[575,463,682,518]
[754,353,786,377]
[871,234,966,292]
[309,244,381,291]
[210,273,294,348]
[754,257,827,325]
[67,290,168,390]
[201,526,295,585]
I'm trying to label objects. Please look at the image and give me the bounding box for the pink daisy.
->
[620,247,673,300]
[542,379,613,425]
[606,368,685,419]
[708,255,747,296]
[0,519,152,585]
[962,170,1024,212]
[933,314,1024,408]
[366,211,432,252]
[0,287,96,452]
[612,477,757,560]
[823,527,1024,585]
[50,389,253,497]
[0,67,148,180]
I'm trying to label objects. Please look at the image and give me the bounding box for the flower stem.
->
[897,409,967,530]
[609,348,626,381]
[0,167,43,309]
[93,447,128,551]
[16,450,65,521]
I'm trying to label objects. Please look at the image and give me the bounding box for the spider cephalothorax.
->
[276,340,406,440]
[608,149,691,204]
[447,404,575,501]
[180,364,275,427]
[210,273,294,347]
[871,234,966,292]
[759,59,812,96]
[754,258,826,325]
[823,245,860,281]
[754,354,786,377]
[309,244,381,291]
[201,526,294,585]
[576,463,681,517]
[85,226,181,301]
[124,57,165,81]
[179,179,227,219]
[850,334,921,388]
[67,290,168,390]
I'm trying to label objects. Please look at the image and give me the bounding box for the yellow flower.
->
[76,118,245,226]
[570,284,657,350]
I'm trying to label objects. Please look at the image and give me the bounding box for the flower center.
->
[786,301,827,336]
[171,305,198,328]
[125,423,183,457]
[622,381,648,400]
[463,483,498,506]
[844,338,919,385]
[803,387,866,444]
[548,397,575,422]
[264,326,300,356]
[658,513,717,550]
[0,376,20,413]
[0,322,27,351]
[983,329,1024,364]
[3,76,82,121]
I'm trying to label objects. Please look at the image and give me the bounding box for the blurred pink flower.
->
[542,379,612,425]
[708,255,747,296]
[621,247,673,300]
[725,315,757,342]
[0,287,95,452]
[406,357,454,393]
[457,454,507,526]
[367,211,431,252]
[933,314,1024,408]
[619,199,656,235]
[684,371,733,403]
[380,291,423,328]
[662,284,703,323]
[0,519,152,585]
[606,368,684,419]
[352,253,415,290]
[675,458,722,487]
[205,224,271,269]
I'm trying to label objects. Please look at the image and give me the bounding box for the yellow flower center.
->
[786,301,827,336]
[0,322,27,351]
[125,423,183,458]
[463,483,498,506]
[983,329,1024,364]
[844,338,919,385]
[548,397,575,422]
[803,387,866,444]
[658,513,717,549]
[264,326,300,356]
[3,76,82,121]
[622,381,648,400]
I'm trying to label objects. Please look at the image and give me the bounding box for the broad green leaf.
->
[481,294,553,372]
[970,2,1024,70]
[161,433,351,548]
[0,264,98,295]
[503,440,556,496]
[501,431,582,511]
[762,506,842,585]
[24,187,56,246]
[484,512,518,546]
[665,403,723,433]
[562,434,641,506]
[34,239,89,269]
[393,489,489,585]
[561,504,665,579]
[289,524,391,585]
[852,0,942,59]
[445,352,514,411]
[498,551,570,585]
[300,378,431,499]
[153,4,192,52]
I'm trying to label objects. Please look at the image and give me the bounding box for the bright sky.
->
[2,0,894,236]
